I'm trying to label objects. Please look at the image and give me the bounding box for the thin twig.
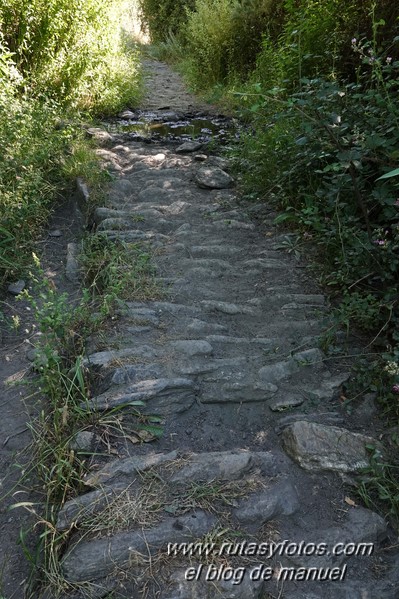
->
[365,302,395,349]
[3,427,29,447]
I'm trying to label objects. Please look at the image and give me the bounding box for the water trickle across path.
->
[56,59,398,598]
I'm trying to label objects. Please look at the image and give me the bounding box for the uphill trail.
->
[55,57,399,599]
[1,56,399,599]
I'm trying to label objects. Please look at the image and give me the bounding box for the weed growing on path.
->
[81,233,162,307]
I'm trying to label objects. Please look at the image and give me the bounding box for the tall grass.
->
[0,0,141,110]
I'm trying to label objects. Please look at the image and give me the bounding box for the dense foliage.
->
[138,0,196,42]
[0,0,141,108]
[0,0,141,282]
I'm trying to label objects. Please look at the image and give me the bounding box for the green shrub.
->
[251,0,399,91]
[0,1,142,282]
[0,0,141,111]
[228,0,279,76]
[138,0,196,42]
[233,38,399,339]
[0,93,80,281]
[183,0,237,89]
[181,0,280,89]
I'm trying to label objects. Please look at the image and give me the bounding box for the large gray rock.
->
[76,177,90,207]
[56,484,127,531]
[69,430,97,452]
[201,300,255,315]
[303,372,351,402]
[110,177,135,195]
[93,207,129,226]
[275,412,344,434]
[86,128,114,146]
[212,219,255,231]
[62,511,217,582]
[125,306,160,325]
[234,478,299,528]
[282,420,379,473]
[169,340,213,357]
[195,167,234,189]
[269,394,305,411]
[201,380,278,404]
[108,363,163,386]
[186,319,227,334]
[65,243,80,283]
[84,346,158,369]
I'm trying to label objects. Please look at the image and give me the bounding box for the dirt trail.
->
[141,58,221,114]
[1,58,398,599]
[0,196,84,598]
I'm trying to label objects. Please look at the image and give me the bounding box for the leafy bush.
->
[181,0,280,89]
[0,92,90,281]
[234,38,399,339]
[246,0,399,91]
[138,0,196,42]
[182,0,237,88]
[0,1,142,282]
[0,0,141,111]
[228,0,280,76]
[153,0,398,96]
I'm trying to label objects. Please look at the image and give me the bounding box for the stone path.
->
[58,60,399,599]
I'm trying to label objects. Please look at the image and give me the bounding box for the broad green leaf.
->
[376,168,399,181]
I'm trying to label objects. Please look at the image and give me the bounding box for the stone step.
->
[258,348,325,385]
[62,510,217,583]
[84,378,198,414]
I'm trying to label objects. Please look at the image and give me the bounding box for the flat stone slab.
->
[176,141,203,153]
[62,510,217,582]
[286,507,387,569]
[170,450,268,484]
[93,207,130,225]
[303,372,351,401]
[282,420,379,473]
[86,127,114,146]
[84,346,158,368]
[195,166,234,189]
[269,394,305,411]
[84,378,198,414]
[168,339,213,357]
[259,348,324,385]
[85,450,180,487]
[201,300,255,315]
[56,484,127,531]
